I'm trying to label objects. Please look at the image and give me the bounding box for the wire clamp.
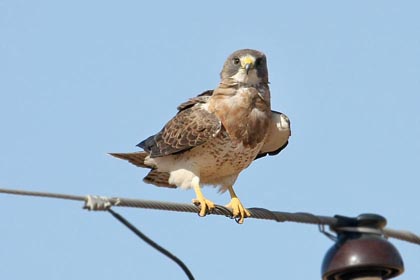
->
[84,195,115,211]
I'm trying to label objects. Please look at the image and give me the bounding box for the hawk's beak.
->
[242,56,255,75]
[245,63,252,75]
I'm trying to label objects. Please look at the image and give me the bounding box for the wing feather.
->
[255,111,291,160]
[138,95,221,158]
[176,90,213,111]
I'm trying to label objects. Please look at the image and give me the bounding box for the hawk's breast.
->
[185,130,265,184]
[209,86,271,149]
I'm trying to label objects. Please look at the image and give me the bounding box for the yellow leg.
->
[226,186,251,224]
[191,178,215,217]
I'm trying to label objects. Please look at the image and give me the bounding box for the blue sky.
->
[1,1,419,279]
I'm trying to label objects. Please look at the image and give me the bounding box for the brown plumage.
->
[110,49,291,223]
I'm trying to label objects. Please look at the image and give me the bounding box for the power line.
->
[0,187,419,245]
[108,208,195,280]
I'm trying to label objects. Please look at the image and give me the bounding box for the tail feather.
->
[144,169,176,188]
[109,151,175,188]
[109,152,149,168]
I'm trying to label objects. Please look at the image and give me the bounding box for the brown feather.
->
[209,86,271,148]
[109,152,149,168]
[139,103,221,158]
[176,90,213,111]
[143,170,175,188]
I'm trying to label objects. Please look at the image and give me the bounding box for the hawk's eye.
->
[233,57,240,65]
[255,58,262,66]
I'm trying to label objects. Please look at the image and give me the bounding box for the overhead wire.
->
[0,187,419,245]
[108,208,195,280]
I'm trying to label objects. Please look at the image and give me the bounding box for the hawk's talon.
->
[192,198,215,217]
[226,197,251,224]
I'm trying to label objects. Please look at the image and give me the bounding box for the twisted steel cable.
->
[0,187,419,245]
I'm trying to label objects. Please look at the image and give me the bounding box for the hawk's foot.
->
[226,197,251,224]
[192,197,215,217]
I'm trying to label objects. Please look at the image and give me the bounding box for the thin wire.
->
[318,224,337,242]
[0,187,419,245]
[108,209,195,280]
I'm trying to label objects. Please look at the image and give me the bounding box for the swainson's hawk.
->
[111,49,291,223]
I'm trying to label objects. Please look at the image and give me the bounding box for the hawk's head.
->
[220,49,269,85]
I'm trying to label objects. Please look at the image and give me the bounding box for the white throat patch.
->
[230,68,261,86]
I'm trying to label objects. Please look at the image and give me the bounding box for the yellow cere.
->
[241,55,255,68]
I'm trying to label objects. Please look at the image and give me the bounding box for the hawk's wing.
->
[176,90,213,111]
[138,91,221,158]
[255,111,291,160]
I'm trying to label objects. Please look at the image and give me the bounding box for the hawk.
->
[110,49,291,223]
